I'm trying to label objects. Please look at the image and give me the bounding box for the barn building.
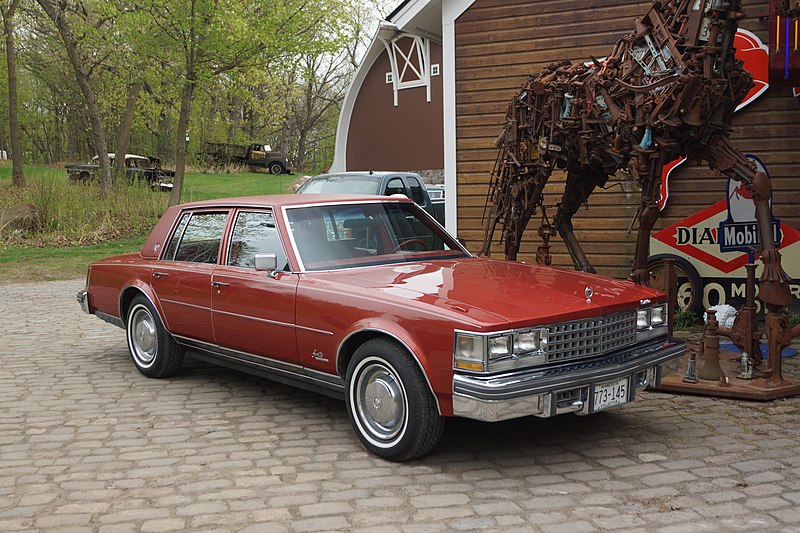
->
[332,0,800,312]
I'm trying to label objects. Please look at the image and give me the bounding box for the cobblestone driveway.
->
[2,279,799,533]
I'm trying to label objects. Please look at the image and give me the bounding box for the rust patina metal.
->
[481,0,800,399]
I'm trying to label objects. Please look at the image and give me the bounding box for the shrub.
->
[674,308,699,329]
[1,166,168,247]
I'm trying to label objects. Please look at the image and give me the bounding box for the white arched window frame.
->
[380,33,431,107]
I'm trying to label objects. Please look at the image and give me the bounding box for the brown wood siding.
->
[347,42,444,172]
[455,0,799,279]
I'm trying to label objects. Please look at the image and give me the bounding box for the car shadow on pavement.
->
[174,353,665,464]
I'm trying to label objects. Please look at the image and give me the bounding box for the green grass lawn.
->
[0,237,147,283]
[182,169,298,201]
[0,163,300,283]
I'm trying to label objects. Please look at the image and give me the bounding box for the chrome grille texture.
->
[546,310,637,364]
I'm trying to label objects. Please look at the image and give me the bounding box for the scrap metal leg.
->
[553,169,608,273]
[503,168,552,261]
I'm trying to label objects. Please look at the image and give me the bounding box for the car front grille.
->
[546,310,637,364]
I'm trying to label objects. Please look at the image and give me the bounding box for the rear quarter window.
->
[168,212,228,264]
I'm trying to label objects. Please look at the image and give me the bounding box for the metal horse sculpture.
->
[480,0,799,383]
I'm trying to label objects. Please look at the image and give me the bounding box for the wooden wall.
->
[454,0,800,279]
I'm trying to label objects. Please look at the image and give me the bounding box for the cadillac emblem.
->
[585,286,593,303]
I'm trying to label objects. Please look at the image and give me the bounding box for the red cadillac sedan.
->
[77,194,685,461]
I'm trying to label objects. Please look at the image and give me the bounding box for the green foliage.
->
[0,162,297,282]
[787,311,800,328]
[0,164,169,246]
[2,0,369,176]
[0,162,295,245]
[674,308,699,330]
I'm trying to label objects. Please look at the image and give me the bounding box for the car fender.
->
[118,278,165,328]
[336,318,446,416]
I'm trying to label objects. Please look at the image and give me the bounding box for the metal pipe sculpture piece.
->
[480,0,792,312]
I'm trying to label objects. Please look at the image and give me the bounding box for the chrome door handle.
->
[211,281,230,288]
[153,271,169,278]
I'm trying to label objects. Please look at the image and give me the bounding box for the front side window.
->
[287,202,467,271]
[227,211,289,271]
[171,212,228,263]
[384,178,406,197]
[405,177,426,205]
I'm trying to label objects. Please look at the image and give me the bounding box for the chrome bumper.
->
[76,289,90,314]
[452,337,686,422]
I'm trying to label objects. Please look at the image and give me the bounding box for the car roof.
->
[309,171,420,180]
[176,194,413,210]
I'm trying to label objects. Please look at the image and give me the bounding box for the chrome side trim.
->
[452,338,686,422]
[213,309,294,330]
[174,335,345,399]
[296,324,334,336]
[335,328,441,415]
[211,309,333,336]
[159,298,208,311]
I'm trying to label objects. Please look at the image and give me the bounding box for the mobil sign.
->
[650,160,800,313]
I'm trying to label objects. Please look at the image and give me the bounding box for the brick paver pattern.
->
[1,279,799,532]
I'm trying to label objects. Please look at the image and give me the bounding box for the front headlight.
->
[514,329,547,354]
[636,303,668,342]
[637,308,650,329]
[454,327,548,374]
[488,335,512,359]
[637,304,667,330]
[454,333,485,372]
[650,305,665,327]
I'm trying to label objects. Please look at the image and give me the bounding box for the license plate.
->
[593,378,628,412]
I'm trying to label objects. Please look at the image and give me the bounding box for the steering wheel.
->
[392,239,428,253]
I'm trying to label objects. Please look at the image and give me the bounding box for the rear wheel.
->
[345,338,444,461]
[126,295,183,378]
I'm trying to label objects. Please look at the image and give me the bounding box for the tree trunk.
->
[280,119,290,154]
[114,81,143,176]
[36,0,111,196]
[295,130,307,172]
[3,0,23,187]
[170,80,194,206]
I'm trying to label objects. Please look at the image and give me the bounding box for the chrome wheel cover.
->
[353,358,407,444]
[129,306,158,367]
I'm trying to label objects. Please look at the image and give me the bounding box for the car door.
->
[150,210,229,345]
[211,209,300,363]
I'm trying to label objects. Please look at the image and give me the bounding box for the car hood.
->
[314,257,663,330]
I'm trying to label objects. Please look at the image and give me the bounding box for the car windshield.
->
[297,175,382,195]
[286,202,468,271]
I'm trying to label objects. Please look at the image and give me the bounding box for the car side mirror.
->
[254,253,278,278]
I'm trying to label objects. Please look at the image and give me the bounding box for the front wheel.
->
[126,295,184,378]
[345,338,444,461]
[268,162,284,175]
